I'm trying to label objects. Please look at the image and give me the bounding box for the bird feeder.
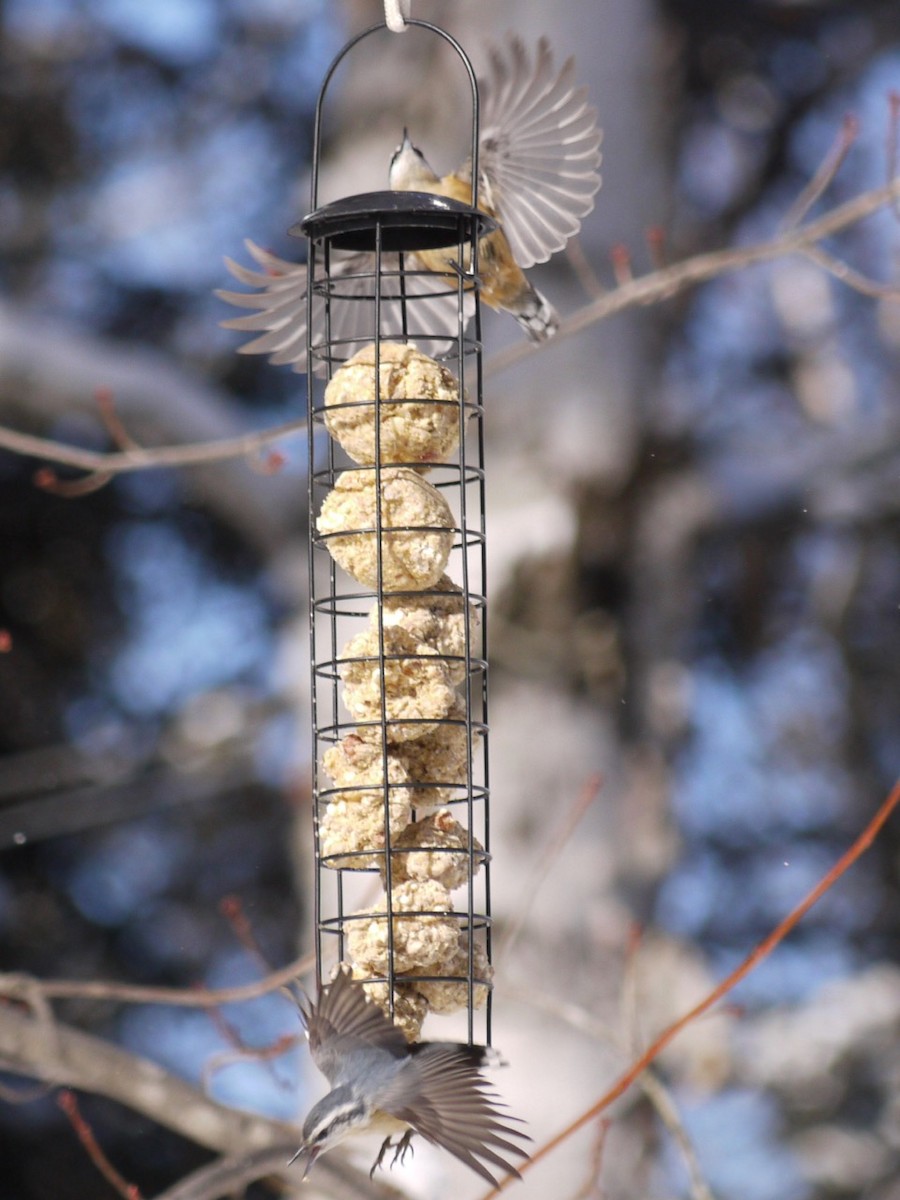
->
[300,21,494,1046]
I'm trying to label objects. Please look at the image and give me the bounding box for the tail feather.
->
[511,287,559,341]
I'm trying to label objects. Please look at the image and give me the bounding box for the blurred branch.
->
[0,947,315,1009]
[486,174,900,378]
[0,178,896,483]
[507,976,716,1200]
[481,775,900,1195]
[801,243,900,299]
[0,298,301,548]
[149,1146,304,1200]
[639,1072,715,1200]
[0,416,305,479]
[780,114,859,231]
[496,773,603,963]
[0,1002,405,1200]
[57,1089,143,1200]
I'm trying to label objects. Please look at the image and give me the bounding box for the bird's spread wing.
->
[381,1043,531,1187]
[474,35,602,269]
[298,968,409,1085]
[217,241,470,375]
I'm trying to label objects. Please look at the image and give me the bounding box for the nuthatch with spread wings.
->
[388,126,559,340]
[218,35,601,367]
[290,967,530,1186]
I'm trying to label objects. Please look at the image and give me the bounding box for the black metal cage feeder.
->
[300,21,494,1046]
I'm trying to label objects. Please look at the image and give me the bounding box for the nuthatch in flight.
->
[290,967,530,1186]
[217,36,601,369]
[388,125,560,341]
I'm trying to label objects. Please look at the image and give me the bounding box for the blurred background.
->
[1,0,900,1197]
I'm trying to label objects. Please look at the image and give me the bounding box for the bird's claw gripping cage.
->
[301,21,494,1045]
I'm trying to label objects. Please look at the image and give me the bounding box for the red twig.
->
[34,465,113,497]
[480,775,900,1196]
[564,237,606,300]
[203,993,248,1052]
[95,388,140,452]
[248,447,288,475]
[610,244,633,287]
[32,388,136,497]
[646,226,667,270]
[219,894,271,972]
[57,1089,143,1200]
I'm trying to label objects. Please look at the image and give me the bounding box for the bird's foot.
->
[390,1129,415,1168]
[370,1131,416,1176]
[370,1136,393,1178]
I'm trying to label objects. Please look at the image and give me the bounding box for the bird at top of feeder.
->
[217,35,602,370]
[388,126,562,341]
[289,966,530,1186]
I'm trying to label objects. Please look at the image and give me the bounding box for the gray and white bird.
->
[217,35,601,370]
[291,967,530,1186]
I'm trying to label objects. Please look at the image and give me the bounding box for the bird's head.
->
[389,128,439,189]
[289,1084,369,1177]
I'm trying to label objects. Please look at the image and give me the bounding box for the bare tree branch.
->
[0,415,306,479]
[0,300,302,547]
[485,175,900,378]
[0,952,315,1009]
[0,1002,405,1200]
[0,178,896,485]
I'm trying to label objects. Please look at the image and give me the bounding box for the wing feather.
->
[299,968,409,1085]
[477,35,602,268]
[381,1043,530,1186]
[217,241,468,375]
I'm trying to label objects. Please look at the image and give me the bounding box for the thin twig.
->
[609,244,634,287]
[96,387,141,451]
[888,92,900,220]
[485,175,900,379]
[565,237,607,300]
[571,1117,610,1200]
[0,1004,402,1200]
[639,1072,716,1200]
[0,948,315,1009]
[219,894,272,973]
[200,1033,298,1096]
[0,178,896,479]
[0,415,306,480]
[801,244,900,299]
[496,773,603,962]
[508,977,716,1200]
[58,1089,143,1199]
[149,1145,298,1200]
[646,226,668,270]
[34,465,115,496]
[478,775,900,1195]
[781,114,859,230]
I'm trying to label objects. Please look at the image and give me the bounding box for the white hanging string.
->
[384,0,411,31]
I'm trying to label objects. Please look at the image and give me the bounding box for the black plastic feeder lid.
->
[292,190,495,253]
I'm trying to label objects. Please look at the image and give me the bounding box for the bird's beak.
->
[288,1143,318,1180]
[401,127,412,149]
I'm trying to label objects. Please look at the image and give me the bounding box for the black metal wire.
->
[304,21,492,1046]
[309,22,480,213]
